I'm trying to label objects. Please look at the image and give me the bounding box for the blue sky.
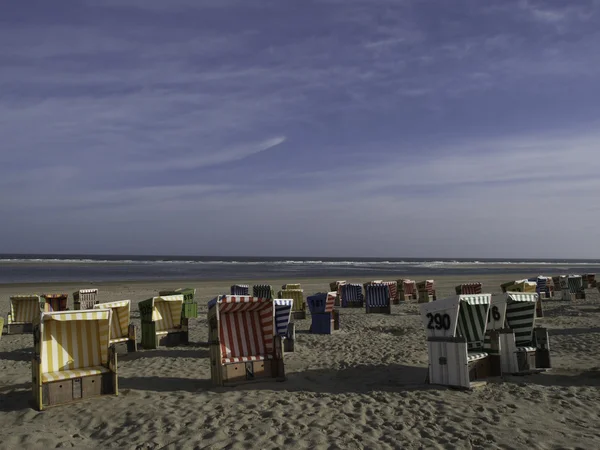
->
[2,0,600,258]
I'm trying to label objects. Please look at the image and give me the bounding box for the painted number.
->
[488,306,501,322]
[426,313,451,330]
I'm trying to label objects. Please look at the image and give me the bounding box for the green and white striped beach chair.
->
[487,292,551,374]
[420,294,497,389]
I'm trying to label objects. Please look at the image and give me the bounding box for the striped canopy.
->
[568,276,583,294]
[365,284,390,308]
[151,295,183,332]
[274,299,293,337]
[398,279,416,295]
[9,295,41,324]
[505,292,537,346]
[230,284,249,295]
[340,283,363,307]
[417,280,435,294]
[94,300,130,342]
[39,309,111,375]
[278,289,305,312]
[215,296,274,363]
[455,283,482,295]
[253,284,274,299]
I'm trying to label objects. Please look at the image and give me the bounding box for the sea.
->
[1,254,600,284]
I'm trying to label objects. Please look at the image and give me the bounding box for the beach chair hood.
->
[9,295,41,324]
[94,300,130,341]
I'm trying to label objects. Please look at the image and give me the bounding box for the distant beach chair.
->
[41,294,69,312]
[528,276,552,300]
[582,273,596,289]
[552,275,568,299]
[417,280,436,303]
[329,281,346,292]
[274,299,294,352]
[230,284,250,295]
[365,284,391,314]
[340,283,364,308]
[138,295,187,349]
[277,289,306,320]
[487,292,551,374]
[282,283,301,290]
[94,300,137,353]
[454,283,482,295]
[253,284,275,299]
[207,295,285,386]
[421,293,498,389]
[158,287,198,320]
[32,309,118,410]
[307,292,339,334]
[397,279,417,301]
[566,275,584,300]
[73,289,99,310]
[6,294,41,334]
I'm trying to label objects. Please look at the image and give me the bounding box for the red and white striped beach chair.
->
[208,295,285,386]
[397,279,417,302]
[417,280,436,303]
[455,283,482,295]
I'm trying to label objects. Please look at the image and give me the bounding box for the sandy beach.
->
[1,273,600,449]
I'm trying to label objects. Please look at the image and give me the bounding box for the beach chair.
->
[230,284,250,295]
[397,279,417,302]
[41,294,69,312]
[566,275,583,301]
[382,281,398,304]
[277,289,306,320]
[417,280,436,303]
[365,284,391,314]
[454,283,482,295]
[138,295,186,349]
[582,273,596,289]
[253,284,274,299]
[274,299,294,352]
[420,294,498,389]
[93,300,137,353]
[32,309,118,410]
[307,292,339,334]
[552,275,568,299]
[158,288,198,319]
[488,292,551,374]
[529,277,552,299]
[329,281,346,292]
[340,283,364,308]
[282,283,301,290]
[73,289,99,310]
[6,294,41,334]
[207,295,285,386]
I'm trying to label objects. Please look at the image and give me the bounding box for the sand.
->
[1,273,600,449]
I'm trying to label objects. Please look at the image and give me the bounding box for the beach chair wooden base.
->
[366,305,391,314]
[310,312,340,334]
[344,303,364,308]
[7,323,33,335]
[418,292,435,304]
[291,311,306,320]
[42,372,116,409]
[218,359,286,387]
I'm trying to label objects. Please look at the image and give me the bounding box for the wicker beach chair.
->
[340,283,364,308]
[365,283,391,314]
[94,300,137,353]
[6,294,41,334]
[158,288,198,320]
[565,275,584,301]
[454,283,482,295]
[307,292,339,334]
[73,289,99,310]
[277,289,306,320]
[230,284,250,295]
[41,294,69,312]
[32,309,117,410]
[273,299,294,352]
[138,295,187,349]
[253,284,275,299]
[420,294,498,389]
[207,295,285,386]
[487,292,551,374]
[417,280,436,303]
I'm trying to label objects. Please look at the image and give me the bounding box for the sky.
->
[1,0,600,258]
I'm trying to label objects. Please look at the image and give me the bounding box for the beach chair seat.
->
[230,284,250,295]
[365,284,391,314]
[340,283,364,308]
[138,295,186,349]
[253,284,275,299]
[417,280,436,303]
[278,289,306,320]
[159,288,198,319]
[421,294,498,389]
[73,289,99,310]
[41,293,69,312]
[454,283,482,295]
[94,300,137,353]
[32,309,118,410]
[208,295,284,386]
[487,292,551,375]
[7,294,41,334]
[307,292,339,334]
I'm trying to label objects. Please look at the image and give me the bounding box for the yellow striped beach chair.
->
[32,309,118,410]
[420,294,499,389]
[138,295,186,349]
[94,300,137,353]
[277,289,306,320]
[7,294,41,334]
